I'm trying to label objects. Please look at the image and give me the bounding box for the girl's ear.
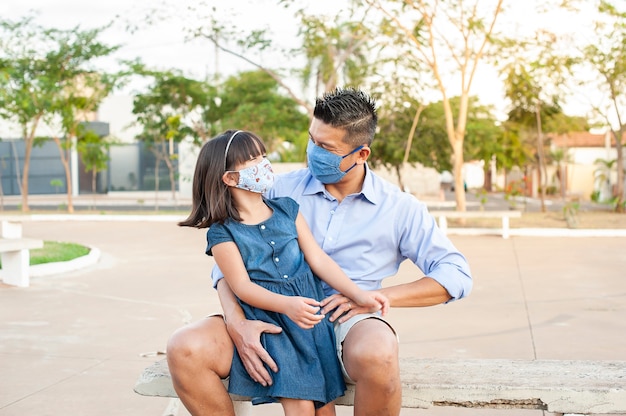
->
[222,171,238,187]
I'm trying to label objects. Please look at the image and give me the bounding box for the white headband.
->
[223,130,243,171]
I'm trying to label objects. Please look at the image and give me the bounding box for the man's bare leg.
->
[341,319,401,416]
[167,316,235,416]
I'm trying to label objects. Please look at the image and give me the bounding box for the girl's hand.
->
[283,296,325,329]
[354,290,390,316]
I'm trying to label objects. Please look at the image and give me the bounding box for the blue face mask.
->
[306,139,363,184]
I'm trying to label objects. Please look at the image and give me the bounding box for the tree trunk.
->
[535,102,547,213]
[164,155,177,202]
[154,155,161,212]
[613,128,624,212]
[91,167,98,210]
[10,141,23,196]
[609,88,624,213]
[394,164,405,192]
[403,104,424,164]
[52,136,75,213]
[452,139,467,212]
[19,121,40,213]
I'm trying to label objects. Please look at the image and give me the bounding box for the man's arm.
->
[215,278,282,387]
[380,276,452,307]
[321,276,451,322]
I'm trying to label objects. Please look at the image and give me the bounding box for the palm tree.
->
[593,158,617,203]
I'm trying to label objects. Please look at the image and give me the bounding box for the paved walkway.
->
[1,212,626,415]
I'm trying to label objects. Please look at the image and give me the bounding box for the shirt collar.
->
[303,164,379,205]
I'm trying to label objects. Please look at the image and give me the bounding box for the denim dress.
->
[207,197,346,407]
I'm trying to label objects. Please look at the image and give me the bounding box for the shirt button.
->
[330,210,335,214]
[283,275,288,278]
[275,257,280,262]
[260,225,266,230]
[270,241,275,245]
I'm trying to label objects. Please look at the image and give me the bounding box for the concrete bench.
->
[432,210,522,239]
[134,357,626,416]
[0,217,44,287]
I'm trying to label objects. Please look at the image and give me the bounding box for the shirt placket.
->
[321,198,347,254]
[259,223,289,279]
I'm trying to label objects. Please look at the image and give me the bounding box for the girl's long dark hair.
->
[178,130,267,228]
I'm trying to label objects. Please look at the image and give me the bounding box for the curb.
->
[445,227,626,238]
[18,216,626,280]
[30,245,101,277]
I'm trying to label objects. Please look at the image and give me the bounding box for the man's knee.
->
[343,320,399,380]
[167,323,203,359]
[352,337,398,371]
[167,316,232,375]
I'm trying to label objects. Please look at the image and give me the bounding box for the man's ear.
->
[357,146,371,164]
[222,172,238,187]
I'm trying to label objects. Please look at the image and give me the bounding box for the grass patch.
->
[0,241,90,269]
[29,241,90,265]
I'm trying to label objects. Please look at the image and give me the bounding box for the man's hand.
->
[320,293,367,323]
[225,319,282,386]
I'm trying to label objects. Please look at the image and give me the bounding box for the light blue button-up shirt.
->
[211,165,472,302]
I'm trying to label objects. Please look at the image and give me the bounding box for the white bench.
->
[0,217,44,287]
[433,210,522,239]
[134,357,626,416]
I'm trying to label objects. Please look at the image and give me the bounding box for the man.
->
[167,87,473,416]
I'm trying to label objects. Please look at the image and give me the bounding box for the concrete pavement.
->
[1,216,626,416]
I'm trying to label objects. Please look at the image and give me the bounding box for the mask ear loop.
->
[223,130,243,171]
[341,145,365,173]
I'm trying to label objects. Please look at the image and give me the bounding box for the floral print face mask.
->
[232,157,275,194]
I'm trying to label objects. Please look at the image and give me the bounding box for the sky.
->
[3,0,296,81]
[1,0,305,138]
[0,0,611,138]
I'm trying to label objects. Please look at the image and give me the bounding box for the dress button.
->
[275,257,280,262]
[260,225,266,230]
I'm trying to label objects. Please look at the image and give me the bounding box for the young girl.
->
[179,129,389,415]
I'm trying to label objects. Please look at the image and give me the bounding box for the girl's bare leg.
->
[281,398,315,416]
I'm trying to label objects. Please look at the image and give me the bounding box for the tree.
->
[496,9,581,209]
[0,16,120,212]
[0,16,60,212]
[580,0,626,212]
[461,100,504,191]
[132,68,213,206]
[216,70,310,156]
[543,114,589,200]
[593,157,617,202]
[294,5,376,96]
[370,86,429,190]
[503,62,560,211]
[365,0,505,211]
[76,125,111,201]
[151,2,379,117]
[366,41,433,189]
[56,69,122,213]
